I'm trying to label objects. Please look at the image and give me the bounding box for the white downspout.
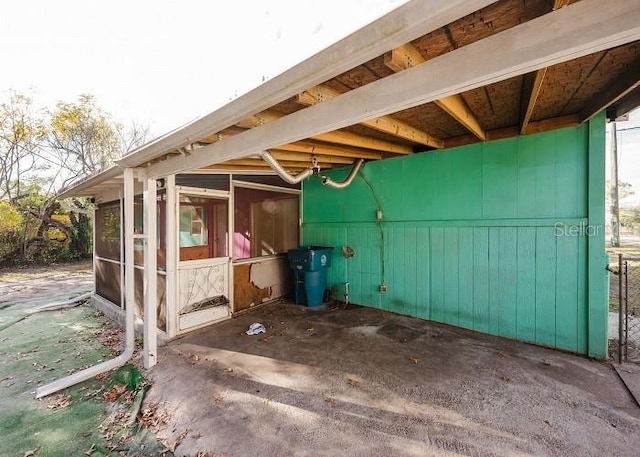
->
[36,168,137,399]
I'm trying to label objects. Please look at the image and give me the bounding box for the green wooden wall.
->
[302,115,607,358]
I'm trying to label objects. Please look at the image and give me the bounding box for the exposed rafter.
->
[298,84,444,148]
[552,0,571,10]
[117,0,498,169]
[446,114,580,148]
[579,59,640,122]
[519,0,571,134]
[236,110,412,154]
[520,68,548,134]
[384,43,486,141]
[276,141,382,160]
[146,0,640,179]
[266,150,354,165]
[608,86,640,119]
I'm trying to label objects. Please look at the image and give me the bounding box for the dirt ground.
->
[148,303,640,457]
[3,263,640,456]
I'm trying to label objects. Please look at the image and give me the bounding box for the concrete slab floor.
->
[146,302,640,457]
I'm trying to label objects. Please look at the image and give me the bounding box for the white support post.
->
[123,168,136,352]
[143,174,158,368]
[165,174,178,338]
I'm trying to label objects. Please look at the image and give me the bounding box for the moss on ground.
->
[0,293,169,456]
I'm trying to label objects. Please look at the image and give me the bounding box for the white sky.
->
[1,0,405,137]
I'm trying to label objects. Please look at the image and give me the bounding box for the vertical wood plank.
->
[415,227,431,319]
[473,227,489,332]
[488,227,501,335]
[443,228,460,325]
[458,227,474,329]
[535,227,557,347]
[587,112,607,358]
[576,235,588,354]
[430,227,445,322]
[555,232,579,352]
[499,227,518,338]
[405,227,418,316]
[516,227,536,343]
[347,226,363,304]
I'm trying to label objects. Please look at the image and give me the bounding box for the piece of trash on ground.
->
[246,323,266,335]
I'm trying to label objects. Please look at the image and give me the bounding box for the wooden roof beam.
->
[146,0,640,179]
[384,43,486,141]
[267,150,354,164]
[519,68,548,134]
[445,114,579,148]
[519,0,572,134]
[298,84,444,148]
[608,86,640,119]
[226,158,337,170]
[276,141,382,160]
[237,110,412,154]
[579,59,640,122]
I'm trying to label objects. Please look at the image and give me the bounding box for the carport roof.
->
[59,0,640,199]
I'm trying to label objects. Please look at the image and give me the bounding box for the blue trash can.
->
[287,246,334,307]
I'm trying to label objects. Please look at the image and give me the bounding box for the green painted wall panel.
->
[430,227,445,323]
[499,228,518,339]
[443,228,460,326]
[457,228,474,329]
[577,235,588,354]
[516,227,537,343]
[535,227,557,347]
[302,120,606,357]
[472,228,490,333]
[415,228,430,320]
[556,234,579,352]
[488,228,502,335]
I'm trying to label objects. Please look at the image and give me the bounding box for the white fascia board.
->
[116,0,499,170]
[146,0,640,179]
[57,166,122,199]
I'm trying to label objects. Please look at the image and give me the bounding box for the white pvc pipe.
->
[36,168,137,399]
[32,292,93,313]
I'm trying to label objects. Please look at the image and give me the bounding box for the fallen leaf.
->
[102,384,126,402]
[324,397,337,408]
